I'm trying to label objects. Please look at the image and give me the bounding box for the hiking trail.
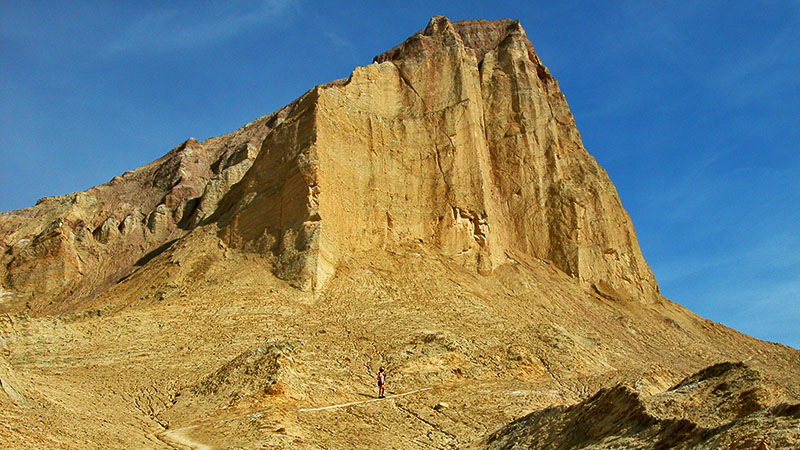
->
[156,425,212,450]
[298,387,433,412]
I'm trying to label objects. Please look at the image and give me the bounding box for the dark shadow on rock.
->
[135,239,178,267]
[177,197,201,230]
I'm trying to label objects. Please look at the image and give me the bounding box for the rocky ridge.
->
[483,362,800,449]
[0,100,304,314]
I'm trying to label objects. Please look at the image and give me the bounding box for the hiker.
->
[377,367,385,398]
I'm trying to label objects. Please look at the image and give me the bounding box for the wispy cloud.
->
[639,150,732,223]
[103,0,299,56]
[323,29,357,62]
[654,228,800,348]
[654,230,800,284]
[699,6,799,107]
[692,276,800,349]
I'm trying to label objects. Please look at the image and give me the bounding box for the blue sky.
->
[1,1,798,348]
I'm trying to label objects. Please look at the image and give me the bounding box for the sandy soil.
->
[1,235,798,449]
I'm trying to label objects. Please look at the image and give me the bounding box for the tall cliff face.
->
[215,17,658,301]
[0,16,658,310]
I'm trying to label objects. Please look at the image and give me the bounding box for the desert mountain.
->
[0,16,655,313]
[0,16,798,449]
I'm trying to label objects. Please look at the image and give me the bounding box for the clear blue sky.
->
[1,1,798,349]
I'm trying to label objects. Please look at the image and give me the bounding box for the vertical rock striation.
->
[215,17,658,301]
[0,16,659,309]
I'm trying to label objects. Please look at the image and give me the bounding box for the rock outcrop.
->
[0,113,273,313]
[214,16,658,300]
[483,362,800,449]
[1,16,657,308]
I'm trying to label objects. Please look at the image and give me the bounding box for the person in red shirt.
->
[377,368,385,398]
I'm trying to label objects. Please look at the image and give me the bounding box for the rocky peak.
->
[1,16,658,312]
[375,17,551,80]
[215,16,658,301]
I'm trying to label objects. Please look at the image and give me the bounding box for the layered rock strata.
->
[0,115,272,312]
